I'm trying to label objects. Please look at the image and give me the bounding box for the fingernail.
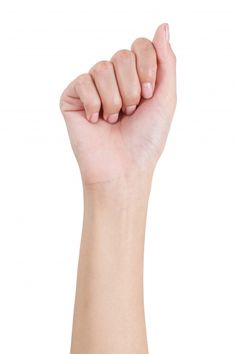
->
[125,105,136,115]
[142,82,153,99]
[90,112,99,123]
[107,113,119,123]
[165,23,170,42]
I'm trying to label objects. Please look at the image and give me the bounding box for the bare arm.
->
[60,23,176,353]
[71,176,151,353]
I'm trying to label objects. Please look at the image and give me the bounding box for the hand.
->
[59,23,176,186]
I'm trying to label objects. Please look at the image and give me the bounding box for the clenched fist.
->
[59,23,176,186]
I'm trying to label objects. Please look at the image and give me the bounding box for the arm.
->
[60,23,176,354]
[71,176,152,353]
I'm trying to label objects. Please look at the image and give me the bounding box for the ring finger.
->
[89,60,122,124]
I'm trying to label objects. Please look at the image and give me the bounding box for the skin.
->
[60,23,177,353]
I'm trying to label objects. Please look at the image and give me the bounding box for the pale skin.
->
[60,23,177,353]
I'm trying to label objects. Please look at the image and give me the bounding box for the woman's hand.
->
[60,23,176,186]
[60,23,177,353]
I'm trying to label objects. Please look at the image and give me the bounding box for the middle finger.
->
[111,50,141,116]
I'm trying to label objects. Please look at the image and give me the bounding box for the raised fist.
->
[60,23,176,186]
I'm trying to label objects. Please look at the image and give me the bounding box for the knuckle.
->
[59,97,65,113]
[147,68,157,81]
[111,49,134,62]
[127,87,141,103]
[59,91,65,109]
[111,96,122,111]
[140,65,156,80]
[86,100,101,113]
[89,60,112,75]
[131,37,152,51]
[59,89,69,113]
[76,73,91,87]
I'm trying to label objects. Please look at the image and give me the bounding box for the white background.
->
[0,0,236,353]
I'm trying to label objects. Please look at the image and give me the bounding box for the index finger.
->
[131,38,157,99]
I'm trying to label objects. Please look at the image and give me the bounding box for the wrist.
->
[81,172,153,243]
[82,170,153,205]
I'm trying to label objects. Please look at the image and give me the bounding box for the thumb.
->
[151,23,177,113]
[131,23,177,158]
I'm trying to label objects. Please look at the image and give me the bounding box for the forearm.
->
[70,174,152,354]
